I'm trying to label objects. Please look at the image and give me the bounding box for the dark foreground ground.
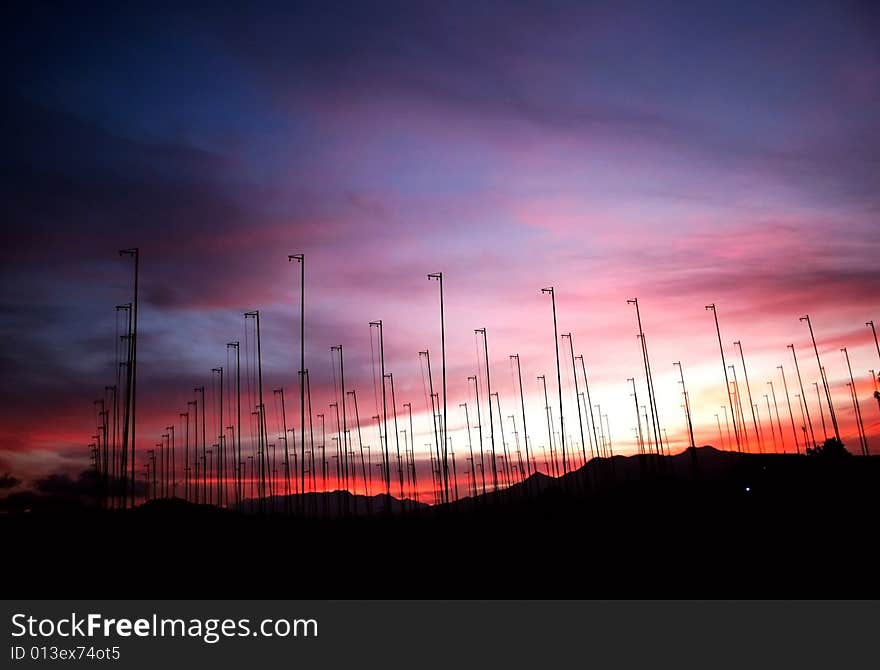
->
[3,447,879,598]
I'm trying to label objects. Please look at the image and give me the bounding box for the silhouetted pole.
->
[403,401,418,507]
[227,342,242,507]
[194,386,207,503]
[245,310,271,509]
[331,345,351,498]
[801,315,840,442]
[763,395,778,452]
[541,288,566,474]
[868,321,880,363]
[562,334,588,467]
[813,382,829,441]
[475,328,498,490]
[788,345,816,448]
[794,394,809,447]
[165,424,175,497]
[467,376,487,495]
[288,254,306,513]
[369,321,391,498]
[728,365,750,452]
[777,365,801,454]
[627,378,645,453]
[603,413,614,458]
[767,381,786,453]
[449,438,459,500]
[426,272,449,505]
[119,248,139,508]
[317,410,327,512]
[576,355,601,460]
[721,405,733,450]
[629,298,662,459]
[459,403,477,496]
[491,392,513,487]
[116,303,132,503]
[706,304,741,451]
[180,411,189,500]
[733,341,763,452]
[510,354,532,476]
[673,362,696,449]
[350,391,371,505]
[384,372,404,498]
[509,415,525,483]
[538,375,556,475]
[148,449,156,502]
[212,367,224,505]
[105,385,118,507]
[303,369,317,512]
[274,388,292,511]
[841,347,868,455]
[714,414,725,450]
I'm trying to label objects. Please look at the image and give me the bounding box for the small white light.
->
[745,487,751,492]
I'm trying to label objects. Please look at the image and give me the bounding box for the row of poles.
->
[85,249,880,512]
[705,305,878,456]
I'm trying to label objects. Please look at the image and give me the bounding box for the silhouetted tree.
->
[0,473,21,489]
[805,437,849,458]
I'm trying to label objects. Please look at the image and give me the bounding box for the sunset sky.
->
[2,1,879,495]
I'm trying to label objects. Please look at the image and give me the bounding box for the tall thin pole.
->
[794,394,809,449]
[165,425,175,497]
[475,328,497,490]
[733,341,763,452]
[491,393,512,487]
[468,376,487,495]
[245,311,270,508]
[289,254,305,513]
[673,362,696,449]
[116,303,131,504]
[541,288,566,474]
[813,382,828,440]
[562,334,587,467]
[801,315,840,442]
[427,272,449,505]
[721,405,732,450]
[194,386,206,504]
[403,401,418,507]
[715,414,725,451]
[349,391,370,504]
[227,342,242,507]
[706,304,741,451]
[842,347,868,455]
[763,395,778,452]
[630,298,662,457]
[275,388,292,511]
[576,355,601,460]
[868,321,880,363]
[628,378,645,453]
[331,345,350,495]
[767,381,786,453]
[119,248,139,508]
[729,365,749,452]
[777,365,801,454]
[538,375,556,476]
[510,355,532,476]
[788,344,817,448]
[420,351,443,501]
[369,321,391,498]
[384,373,404,499]
[181,411,189,500]
[460,403,477,496]
[212,367,224,505]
